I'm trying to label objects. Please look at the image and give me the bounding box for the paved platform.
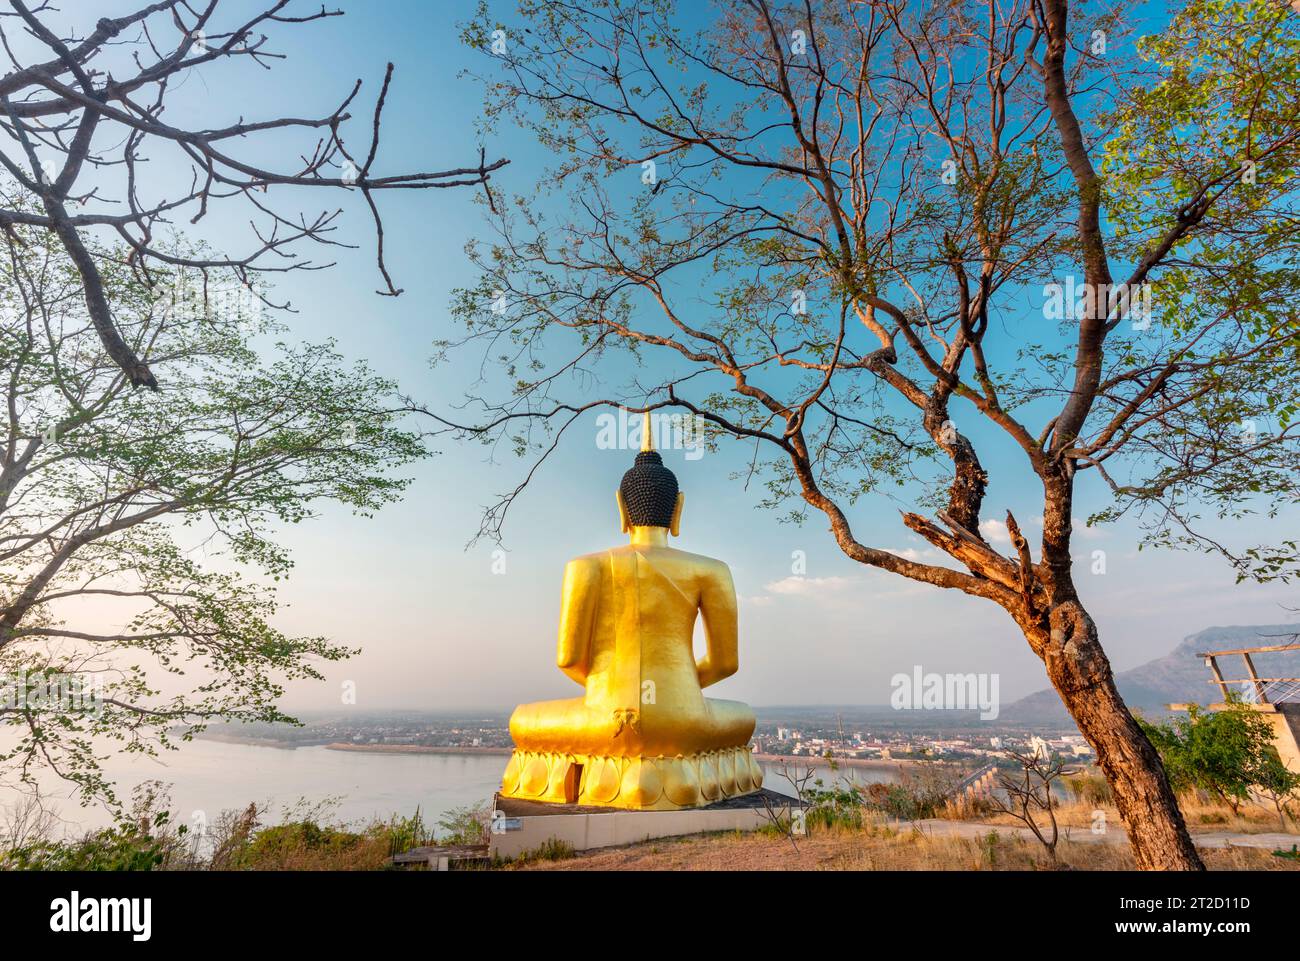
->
[488,789,793,860]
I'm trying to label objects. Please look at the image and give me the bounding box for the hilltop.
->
[1006,623,1300,721]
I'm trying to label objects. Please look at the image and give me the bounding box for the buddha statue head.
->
[616,411,684,536]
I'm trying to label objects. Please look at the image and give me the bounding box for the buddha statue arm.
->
[696,561,740,688]
[556,556,599,686]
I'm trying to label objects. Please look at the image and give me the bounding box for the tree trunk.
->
[1037,599,1204,870]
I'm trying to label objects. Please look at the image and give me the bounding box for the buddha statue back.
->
[499,413,762,810]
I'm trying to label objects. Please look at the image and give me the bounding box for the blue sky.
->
[61,0,1299,713]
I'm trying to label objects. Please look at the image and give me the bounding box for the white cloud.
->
[979,516,1104,545]
[979,519,1011,544]
[1071,518,1105,540]
[883,546,926,561]
[763,575,855,596]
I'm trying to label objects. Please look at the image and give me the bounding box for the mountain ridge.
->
[1006,622,1300,721]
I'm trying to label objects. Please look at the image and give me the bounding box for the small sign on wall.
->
[491,811,523,833]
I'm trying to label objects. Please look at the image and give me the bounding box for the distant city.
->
[199,707,1095,766]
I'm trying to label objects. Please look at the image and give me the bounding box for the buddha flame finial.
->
[641,409,655,452]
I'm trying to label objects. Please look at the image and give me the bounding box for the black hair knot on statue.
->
[620,450,679,528]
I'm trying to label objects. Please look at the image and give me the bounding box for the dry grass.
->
[512,822,1300,872]
[504,780,1300,872]
[1177,795,1296,834]
[953,796,1295,836]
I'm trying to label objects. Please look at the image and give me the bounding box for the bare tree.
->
[1252,751,1300,832]
[990,747,1067,865]
[0,0,507,388]
[757,759,817,851]
[0,791,59,854]
[428,0,1300,869]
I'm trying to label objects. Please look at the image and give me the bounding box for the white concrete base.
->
[488,794,791,860]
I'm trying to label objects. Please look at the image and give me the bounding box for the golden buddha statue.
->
[499,413,762,810]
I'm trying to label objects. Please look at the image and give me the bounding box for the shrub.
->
[1064,772,1112,806]
[1139,699,1280,814]
[1,794,464,871]
[3,815,177,871]
[2,782,193,871]
[1274,845,1300,862]
[801,780,867,831]
[863,767,961,820]
[436,804,490,845]
[233,821,366,869]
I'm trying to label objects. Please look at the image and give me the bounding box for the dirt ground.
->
[510,822,1300,872]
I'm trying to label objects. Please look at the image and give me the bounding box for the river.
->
[6,739,906,838]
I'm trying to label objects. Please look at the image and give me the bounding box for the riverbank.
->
[192,736,959,776]
[324,743,513,756]
[753,753,931,771]
[319,744,942,768]
[319,745,934,768]
[195,731,315,750]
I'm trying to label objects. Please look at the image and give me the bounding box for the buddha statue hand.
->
[612,708,641,736]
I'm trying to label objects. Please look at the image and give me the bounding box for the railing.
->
[1199,642,1300,705]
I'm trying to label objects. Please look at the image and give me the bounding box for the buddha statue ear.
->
[617,490,631,534]
[670,492,684,537]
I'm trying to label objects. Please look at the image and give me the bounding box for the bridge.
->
[952,763,998,804]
